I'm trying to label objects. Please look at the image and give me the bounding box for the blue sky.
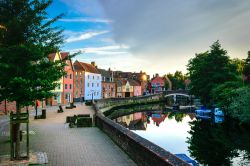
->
[47,0,250,76]
[47,0,132,72]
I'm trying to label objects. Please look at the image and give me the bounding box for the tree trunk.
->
[14,102,21,159]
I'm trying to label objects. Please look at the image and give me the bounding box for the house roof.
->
[116,79,127,86]
[99,69,111,78]
[129,79,141,86]
[48,53,56,61]
[73,61,100,74]
[60,52,69,60]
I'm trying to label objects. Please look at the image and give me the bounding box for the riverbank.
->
[93,96,190,166]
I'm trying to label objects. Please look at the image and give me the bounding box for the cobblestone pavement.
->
[0,103,136,166]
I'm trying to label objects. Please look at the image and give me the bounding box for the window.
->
[97,83,99,87]
[54,96,57,100]
[93,75,94,79]
[65,75,68,78]
[88,75,89,79]
[70,84,72,89]
[65,84,68,89]
[70,74,72,79]
[88,83,90,87]
[65,94,68,99]
[97,92,99,96]
[92,83,94,87]
[97,76,99,80]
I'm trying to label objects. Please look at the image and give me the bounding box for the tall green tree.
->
[166,71,186,90]
[0,0,65,159]
[187,41,237,106]
[243,51,250,84]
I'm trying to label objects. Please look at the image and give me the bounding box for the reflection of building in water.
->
[116,112,147,130]
[152,114,168,127]
[188,113,196,120]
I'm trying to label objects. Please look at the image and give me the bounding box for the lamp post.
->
[91,90,94,104]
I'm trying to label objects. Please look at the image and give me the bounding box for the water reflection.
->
[187,119,250,166]
[113,110,196,156]
[112,104,250,165]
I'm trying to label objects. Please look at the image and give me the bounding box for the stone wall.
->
[94,96,190,166]
[96,94,163,111]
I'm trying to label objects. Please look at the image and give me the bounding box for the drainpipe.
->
[4,99,7,115]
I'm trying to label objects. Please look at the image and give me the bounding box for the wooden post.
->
[10,112,14,160]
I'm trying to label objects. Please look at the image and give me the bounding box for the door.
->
[125,92,130,97]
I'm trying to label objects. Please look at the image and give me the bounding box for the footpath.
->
[0,103,136,166]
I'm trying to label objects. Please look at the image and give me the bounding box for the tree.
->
[228,86,250,123]
[166,71,186,90]
[187,41,237,106]
[243,51,250,84]
[0,0,65,159]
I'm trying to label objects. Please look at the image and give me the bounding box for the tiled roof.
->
[48,53,56,61]
[129,79,141,86]
[60,52,69,60]
[73,61,100,74]
[116,79,127,86]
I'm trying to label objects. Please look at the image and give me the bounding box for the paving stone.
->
[0,103,136,166]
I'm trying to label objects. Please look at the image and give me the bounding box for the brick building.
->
[99,69,116,98]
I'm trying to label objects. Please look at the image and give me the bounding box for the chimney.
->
[156,73,159,77]
[91,61,96,67]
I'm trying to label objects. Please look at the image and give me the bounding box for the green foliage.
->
[243,52,250,84]
[187,120,250,165]
[187,41,237,106]
[211,81,242,111]
[0,0,65,108]
[228,86,250,123]
[166,71,186,90]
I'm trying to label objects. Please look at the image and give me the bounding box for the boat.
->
[175,154,198,166]
[172,104,180,110]
[195,109,212,115]
[214,108,224,116]
[214,115,224,123]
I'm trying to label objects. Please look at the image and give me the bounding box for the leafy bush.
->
[228,86,250,123]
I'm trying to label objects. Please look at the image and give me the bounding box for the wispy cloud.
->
[59,18,112,23]
[65,31,109,43]
[68,45,129,55]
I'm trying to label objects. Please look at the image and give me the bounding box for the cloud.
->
[67,45,129,55]
[58,18,112,23]
[97,0,250,73]
[65,31,109,43]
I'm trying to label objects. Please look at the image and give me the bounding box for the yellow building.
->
[116,79,133,98]
[47,52,63,105]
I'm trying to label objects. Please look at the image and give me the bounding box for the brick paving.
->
[0,103,136,166]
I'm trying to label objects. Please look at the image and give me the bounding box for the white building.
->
[73,61,102,101]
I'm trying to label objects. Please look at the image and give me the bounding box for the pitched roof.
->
[60,52,69,60]
[116,79,127,86]
[73,61,100,74]
[129,79,141,86]
[48,53,56,61]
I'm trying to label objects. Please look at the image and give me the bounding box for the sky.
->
[47,0,250,76]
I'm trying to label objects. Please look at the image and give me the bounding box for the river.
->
[108,103,250,165]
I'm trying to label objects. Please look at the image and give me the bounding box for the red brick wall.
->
[0,100,35,114]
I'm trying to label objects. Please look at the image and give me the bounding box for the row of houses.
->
[47,52,150,106]
[0,51,169,113]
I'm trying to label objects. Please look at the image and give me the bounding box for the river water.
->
[109,104,250,165]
